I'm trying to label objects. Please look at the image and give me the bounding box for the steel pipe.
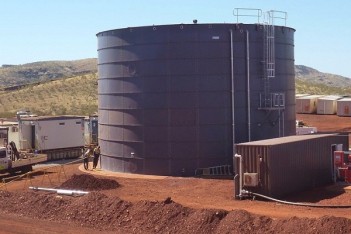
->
[29,186,89,196]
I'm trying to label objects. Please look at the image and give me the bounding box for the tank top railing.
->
[233,8,288,26]
[233,8,262,24]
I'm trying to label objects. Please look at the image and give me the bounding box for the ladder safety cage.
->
[263,11,275,79]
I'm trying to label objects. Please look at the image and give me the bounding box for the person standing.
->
[83,147,91,170]
[93,145,100,169]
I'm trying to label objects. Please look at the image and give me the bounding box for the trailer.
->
[19,115,85,161]
[337,98,351,117]
[317,95,343,115]
[296,95,324,114]
[295,94,310,100]
[0,120,20,147]
[0,146,47,174]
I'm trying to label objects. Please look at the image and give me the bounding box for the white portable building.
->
[0,120,19,147]
[296,95,325,114]
[19,116,84,151]
[317,96,343,115]
[296,126,317,135]
[337,98,351,117]
[295,94,310,99]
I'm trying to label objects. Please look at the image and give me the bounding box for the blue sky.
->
[1,1,351,78]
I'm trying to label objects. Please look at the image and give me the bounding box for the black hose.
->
[250,192,351,208]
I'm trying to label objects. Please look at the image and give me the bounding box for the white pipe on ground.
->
[29,186,89,195]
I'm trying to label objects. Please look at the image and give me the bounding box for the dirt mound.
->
[0,190,350,233]
[59,174,120,191]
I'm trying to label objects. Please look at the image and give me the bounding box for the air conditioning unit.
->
[243,173,259,187]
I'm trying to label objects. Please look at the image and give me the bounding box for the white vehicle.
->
[0,146,47,174]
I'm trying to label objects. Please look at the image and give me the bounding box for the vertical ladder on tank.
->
[259,11,287,137]
[261,11,275,109]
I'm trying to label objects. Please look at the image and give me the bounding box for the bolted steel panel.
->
[97,23,296,176]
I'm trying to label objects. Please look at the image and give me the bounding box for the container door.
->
[91,120,98,143]
[331,144,343,182]
[31,125,35,149]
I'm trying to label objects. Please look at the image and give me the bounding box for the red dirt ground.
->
[0,114,350,233]
[296,113,351,147]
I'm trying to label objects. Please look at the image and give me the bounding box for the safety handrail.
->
[233,8,262,24]
[268,10,288,26]
[233,8,288,26]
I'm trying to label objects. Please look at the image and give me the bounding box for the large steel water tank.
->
[97,23,295,176]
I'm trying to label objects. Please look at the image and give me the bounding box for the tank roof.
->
[96,23,296,36]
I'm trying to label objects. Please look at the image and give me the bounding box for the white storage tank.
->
[337,98,351,117]
[317,95,343,115]
[296,95,324,114]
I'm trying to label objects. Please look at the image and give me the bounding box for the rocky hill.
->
[0,59,349,90]
[0,59,350,117]
[0,58,97,87]
[295,65,351,88]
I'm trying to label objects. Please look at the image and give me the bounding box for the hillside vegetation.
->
[292,64,351,95]
[295,79,351,95]
[0,59,350,118]
[0,73,98,118]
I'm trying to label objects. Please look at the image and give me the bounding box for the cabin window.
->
[0,150,6,158]
[59,122,65,125]
[76,121,81,124]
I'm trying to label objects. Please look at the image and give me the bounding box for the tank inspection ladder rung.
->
[263,11,275,79]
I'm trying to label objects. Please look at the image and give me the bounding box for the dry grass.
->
[0,73,98,117]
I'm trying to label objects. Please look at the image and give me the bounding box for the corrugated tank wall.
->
[96,23,296,176]
[235,134,349,198]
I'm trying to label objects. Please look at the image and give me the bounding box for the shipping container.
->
[296,95,324,113]
[235,133,349,198]
[317,96,343,115]
[337,98,351,117]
